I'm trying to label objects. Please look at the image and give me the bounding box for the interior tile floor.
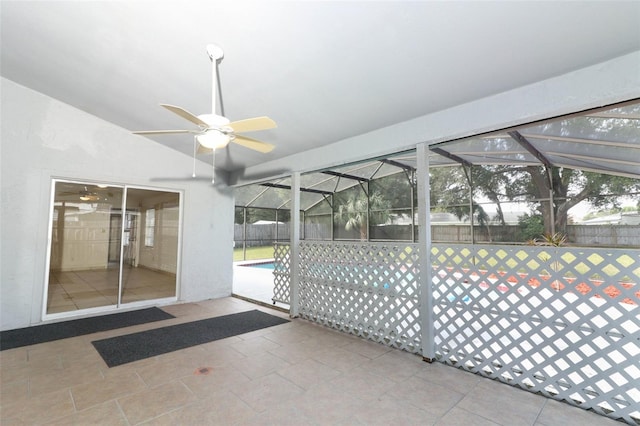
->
[0,297,619,425]
[47,266,176,314]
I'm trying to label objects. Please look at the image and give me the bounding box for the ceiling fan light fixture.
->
[196,131,230,149]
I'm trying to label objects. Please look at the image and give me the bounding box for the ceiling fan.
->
[58,185,110,202]
[133,44,277,183]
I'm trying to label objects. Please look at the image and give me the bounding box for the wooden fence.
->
[234,223,640,247]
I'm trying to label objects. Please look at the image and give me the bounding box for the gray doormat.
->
[0,307,175,350]
[91,309,289,367]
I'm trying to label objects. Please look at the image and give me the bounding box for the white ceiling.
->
[2,1,640,173]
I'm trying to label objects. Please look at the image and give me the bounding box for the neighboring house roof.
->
[580,212,640,225]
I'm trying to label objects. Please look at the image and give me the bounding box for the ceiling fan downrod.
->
[207,43,224,185]
[206,44,224,117]
[211,148,216,184]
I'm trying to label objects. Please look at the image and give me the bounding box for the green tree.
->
[463,112,640,235]
[468,164,640,235]
[429,166,470,219]
[471,165,511,226]
[518,213,544,241]
[334,185,391,240]
[515,166,640,234]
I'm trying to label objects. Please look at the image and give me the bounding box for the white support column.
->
[417,143,435,362]
[289,172,301,317]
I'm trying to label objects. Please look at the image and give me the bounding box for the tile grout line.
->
[115,398,132,426]
[532,397,549,425]
[68,387,78,413]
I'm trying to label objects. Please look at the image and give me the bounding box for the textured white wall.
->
[0,78,234,330]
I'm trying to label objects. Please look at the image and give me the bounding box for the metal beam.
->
[510,131,555,234]
[321,170,369,182]
[508,130,553,168]
[380,158,416,171]
[260,182,332,196]
[520,132,640,149]
[380,157,416,183]
[429,147,473,167]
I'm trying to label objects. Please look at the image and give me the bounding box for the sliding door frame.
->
[42,178,183,321]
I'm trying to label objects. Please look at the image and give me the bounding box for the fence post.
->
[289,172,301,317]
[242,207,247,260]
[417,143,435,362]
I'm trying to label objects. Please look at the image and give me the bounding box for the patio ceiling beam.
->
[429,147,473,167]
[508,130,553,168]
[260,182,333,196]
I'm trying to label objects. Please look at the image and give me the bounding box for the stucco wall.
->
[0,78,234,330]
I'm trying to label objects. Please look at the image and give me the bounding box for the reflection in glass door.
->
[121,188,179,304]
[46,183,124,313]
[45,181,180,316]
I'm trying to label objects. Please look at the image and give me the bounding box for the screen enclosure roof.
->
[235,100,640,211]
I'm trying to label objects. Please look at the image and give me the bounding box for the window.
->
[145,208,155,247]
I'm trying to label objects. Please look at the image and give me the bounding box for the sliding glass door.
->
[121,188,180,304]
[45,180,181,317]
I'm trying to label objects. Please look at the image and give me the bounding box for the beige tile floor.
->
[0,297,619,425]
[47,266,176,314]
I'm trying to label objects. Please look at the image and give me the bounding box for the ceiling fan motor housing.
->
[198,113,230,129]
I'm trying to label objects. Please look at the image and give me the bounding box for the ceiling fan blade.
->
[228,117,277,133]
[232,135,275,153]
[161,104,210,127]
[133,130,194,135]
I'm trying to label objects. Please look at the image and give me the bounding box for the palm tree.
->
[335,189,390,240]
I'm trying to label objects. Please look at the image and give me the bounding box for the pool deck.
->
[233,261,289,311]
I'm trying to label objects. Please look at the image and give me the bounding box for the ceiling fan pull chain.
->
[192,136,197,178]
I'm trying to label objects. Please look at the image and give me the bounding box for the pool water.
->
[244,262,275,270]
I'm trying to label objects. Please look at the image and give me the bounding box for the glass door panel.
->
[46,182,123,314]
[46,181,181,317]
[121,188,179,304]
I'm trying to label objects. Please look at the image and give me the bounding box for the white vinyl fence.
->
[274,241,640,424]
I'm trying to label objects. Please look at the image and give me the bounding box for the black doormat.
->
[0,307,175,351]
[92,309,289,367]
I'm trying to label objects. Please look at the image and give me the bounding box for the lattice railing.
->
[297,241,421,353]
[274,241,640,423]
[272,243,291,305]
[432,244,639,424]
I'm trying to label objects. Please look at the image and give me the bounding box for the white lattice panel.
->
[432,244,640,424]
[297,241,421,352]
[277,238,639,423]
[272,243,291,305]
